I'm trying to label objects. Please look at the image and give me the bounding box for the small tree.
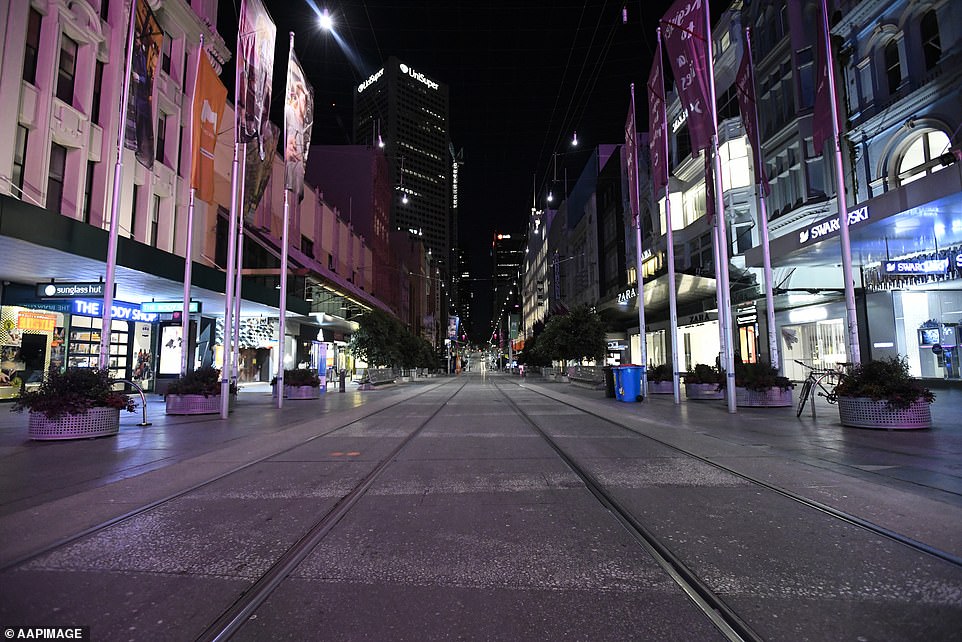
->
[349,308,404,368]
[537,305,606,371]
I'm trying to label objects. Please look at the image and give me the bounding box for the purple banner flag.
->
[647,37,669,192]
[812,0,832,156]
[238,0,276,160]
[284,49,314,202]
[661,0,712,154]
[735,37,770,196]
[625,91,640,222]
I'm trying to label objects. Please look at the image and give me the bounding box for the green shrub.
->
[729,361,793,392]
[283,368,320,387]
[684,363,724,387]
[12,367,134,420]
[167,366,236,397]
[648,363,673,382]
[833,356,934,410]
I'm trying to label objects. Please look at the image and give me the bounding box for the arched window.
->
[921,10,941,71]
[884,40,901,95]
[897,130,950,185]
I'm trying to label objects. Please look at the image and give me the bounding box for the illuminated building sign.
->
[671,109,688,133]
[452,159,459,209]
[140,300,202,314]
[36,281,111,298]
[797,205,870,246]
[883,257,949,275]
[72,299,159,323]
[357,68,384,93]
[17,311,57,332]
[618,287,637,305]
[399,63,439,90]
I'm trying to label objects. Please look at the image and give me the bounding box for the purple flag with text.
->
[284,49,314,202]
[661,0,712,154]
[238,0,276,160]
[735,40,769,196]
[625,91,640,223]
[647,37,669,193]
[812,0,833,155]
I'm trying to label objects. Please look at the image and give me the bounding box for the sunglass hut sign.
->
[798,206,870,245]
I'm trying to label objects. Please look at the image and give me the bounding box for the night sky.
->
[217,0,717,340]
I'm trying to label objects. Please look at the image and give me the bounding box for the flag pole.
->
[277,31,295,409]
[653,27,681,404]
[98,0,138,371]
[820,0,860,364]
[743,27,779,368]
[629,83,649,398]
[181,34,204,377]
[232,158,246,386]
[221,26,244,418]
[704,1,737,413]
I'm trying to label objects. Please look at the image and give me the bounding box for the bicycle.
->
[795,360,849,419]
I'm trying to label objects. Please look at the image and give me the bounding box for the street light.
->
[319,9,334,31]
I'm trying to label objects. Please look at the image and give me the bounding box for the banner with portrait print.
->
[284,49,314,202]
[124,0,163,169]
[238,0,276,161]
[244,120,280,227]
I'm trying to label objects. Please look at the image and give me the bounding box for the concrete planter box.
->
[685,382,723,400]
[735,386,793,407]
[837,396,932,429]
[28,407,120,440]
[166,394,233,415]
[648,381,674,394]
[285,385,320,400]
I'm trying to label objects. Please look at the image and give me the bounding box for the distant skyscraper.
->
[354,57,452,280]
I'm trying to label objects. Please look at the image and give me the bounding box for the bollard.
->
[339,369,346,393]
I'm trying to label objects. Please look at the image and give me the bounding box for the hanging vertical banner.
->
[735,40,770,196]
[661,0,712,154]
[244,120,279,225]
[647,37,669,193]
[124,0,162,169]
[238,0,276,161]
[190,52,227,204]
[284,49,314,202]
[811,0,832,155]
[624,94,640,222]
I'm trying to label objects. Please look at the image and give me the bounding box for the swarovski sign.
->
[797,205,870,246]
[357,68,384,93]
[399,63,439,90]
[883,257,949,275]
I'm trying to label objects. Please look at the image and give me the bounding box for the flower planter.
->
[166,394,234,415]
[285,385,320,400]
[837,396,932,430]
[736,386,793,408]
[685,382,723,400]
[648,380,675,394]
[28,407,120,441]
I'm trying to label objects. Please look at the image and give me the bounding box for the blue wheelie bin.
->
[618,364,643,403]
[612,366,625,401]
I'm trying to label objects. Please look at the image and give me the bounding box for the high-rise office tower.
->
[354,57,452,281]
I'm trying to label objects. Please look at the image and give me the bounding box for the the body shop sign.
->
[797,205,870,246]
[72,299,159,323]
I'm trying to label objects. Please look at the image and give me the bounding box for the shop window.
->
[156,113,167,164]
[921,10,941,71]
[56,35,78,105]
[23,9,41,84]
[12,126,28,194]
[884,39,901,96]
[898,130,950,186]
[47,143,67,213]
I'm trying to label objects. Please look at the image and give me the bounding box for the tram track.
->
[0,379,455,573]
[505,379,962,569]
[492,381,761,642]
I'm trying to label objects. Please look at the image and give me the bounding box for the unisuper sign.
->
[797,206,870,245]
[357,68,384,93]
